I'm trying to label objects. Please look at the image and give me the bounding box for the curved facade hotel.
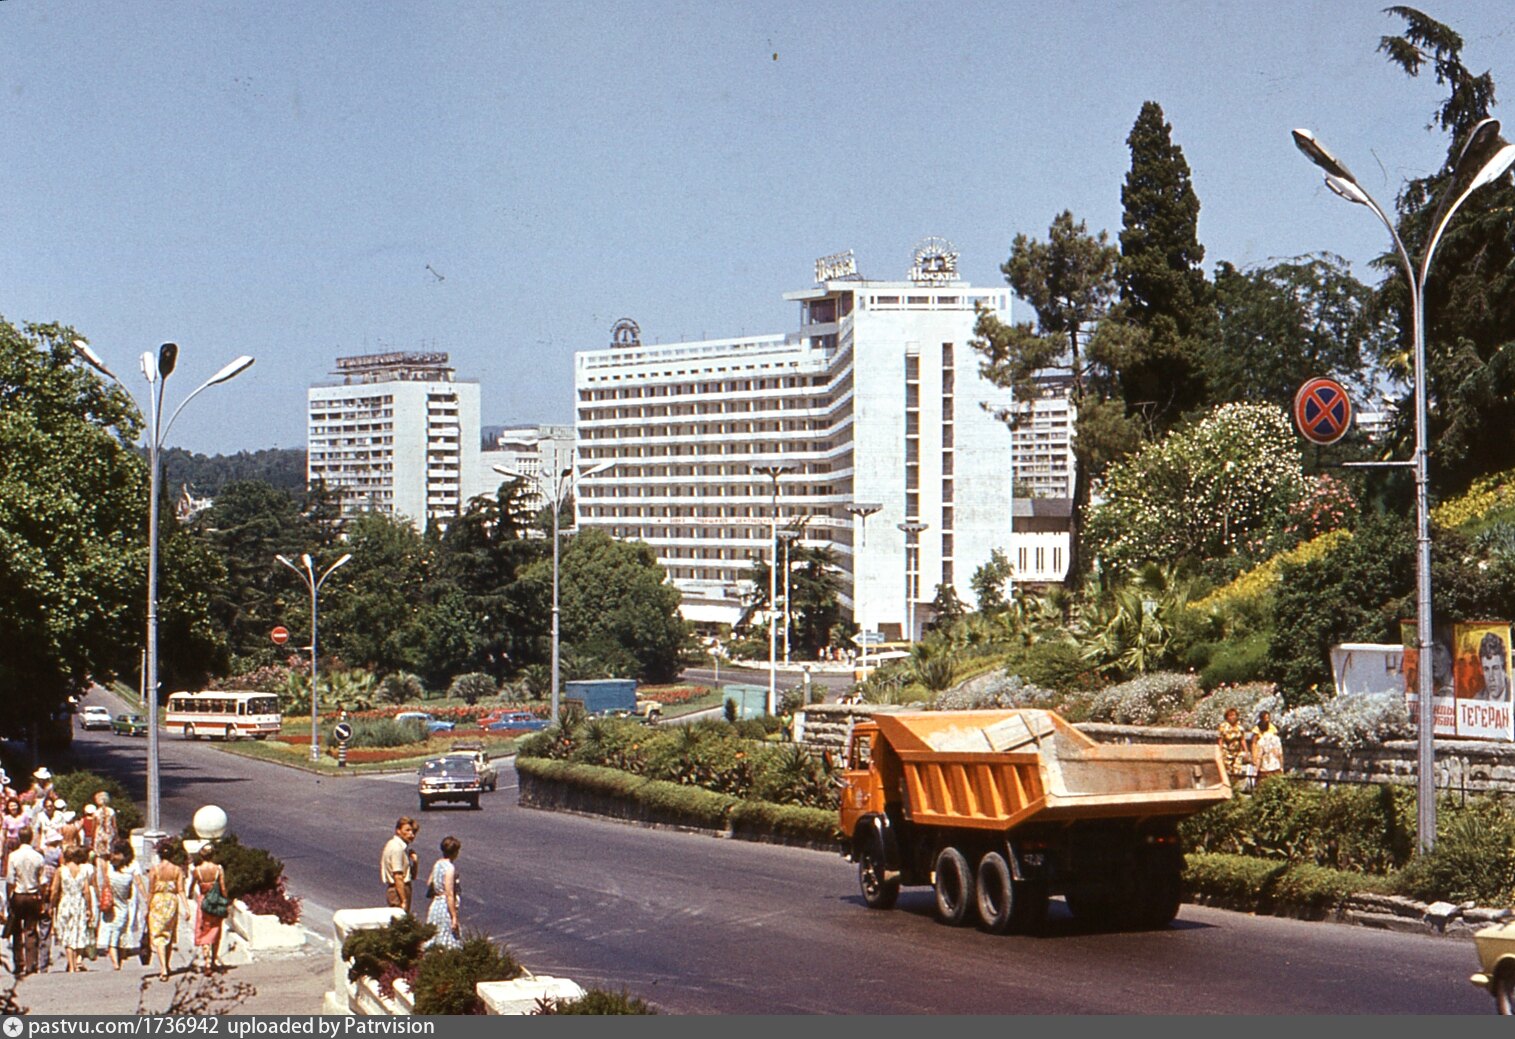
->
[572,244,1043,637]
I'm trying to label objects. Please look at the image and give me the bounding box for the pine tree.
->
[1117,100,1215,430]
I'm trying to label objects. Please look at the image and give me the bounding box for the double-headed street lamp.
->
[1293,119,1515,852]
[752,464,796,715]
[72,341,254,832]
[276,553,352,762]
[494,457,614,724]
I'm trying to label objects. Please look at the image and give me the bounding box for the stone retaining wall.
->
[795,705,1515,795]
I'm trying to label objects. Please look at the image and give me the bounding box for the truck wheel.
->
[1495,964,1515,1015]
[977,853,1049,934]
[933,847,976,927]
[857,834,899,910]
[1133,855,1183,929]
[1065,890,1118,930]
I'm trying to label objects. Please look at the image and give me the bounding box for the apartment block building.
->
[476,424,577,512]
[572,244,1023,637]
[1011,373,1076,500]
[307,351,484,530]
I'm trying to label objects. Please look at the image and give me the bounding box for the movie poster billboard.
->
[1403,620,1515,741]
[1401,620,1456,737]
[1452,621,1514,741]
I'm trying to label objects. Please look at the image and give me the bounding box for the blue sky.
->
[3,1,1514,454]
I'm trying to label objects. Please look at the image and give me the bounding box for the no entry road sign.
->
[1294,377,1353,446]
[270,626,290,645]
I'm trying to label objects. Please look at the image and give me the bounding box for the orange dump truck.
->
[839,709,1231,932]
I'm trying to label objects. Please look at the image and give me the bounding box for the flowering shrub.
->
[1182,682,1279,729]
[1282,473,1358,543]
[210,663,299,693]
[1086,672,1200,725]
[1431,467,1515,530]
[1277,692,1412,752]
[1086,403,1306,568]
[240,875,303,925]
[930,672,1059,711]
[1188,529,1352,617]
[637,684,714,706]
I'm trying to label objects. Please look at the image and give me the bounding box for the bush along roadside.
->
[514,757,840,851]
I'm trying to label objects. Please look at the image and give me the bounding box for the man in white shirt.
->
[6,826,45,975]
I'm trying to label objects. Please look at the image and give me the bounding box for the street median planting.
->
[1184,853,1394,918]
[514,756,840,849]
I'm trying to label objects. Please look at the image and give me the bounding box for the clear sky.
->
[3,1,1513,454]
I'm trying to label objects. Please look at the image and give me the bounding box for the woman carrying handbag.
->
[187,842,229,975]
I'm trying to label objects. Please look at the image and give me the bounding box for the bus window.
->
[236,701,246,715]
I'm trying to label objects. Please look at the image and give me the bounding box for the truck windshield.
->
[848,733,872,770]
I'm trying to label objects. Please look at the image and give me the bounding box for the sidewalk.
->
[8,902,336,1015]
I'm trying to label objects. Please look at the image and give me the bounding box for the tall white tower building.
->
[573,243,1018,638]
[307,351,483,530]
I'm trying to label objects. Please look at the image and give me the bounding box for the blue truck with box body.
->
[562,679,638,716]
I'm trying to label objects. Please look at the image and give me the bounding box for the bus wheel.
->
[184,725,197,741]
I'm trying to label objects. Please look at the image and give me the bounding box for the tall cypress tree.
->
[1117,100,1214,430]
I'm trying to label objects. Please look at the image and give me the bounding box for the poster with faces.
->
[1404,620,1515,741]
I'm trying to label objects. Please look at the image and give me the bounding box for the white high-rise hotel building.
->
[573,242,1024,637]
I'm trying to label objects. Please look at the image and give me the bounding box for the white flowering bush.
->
[1185,682,1278,729]
[931,672,1059,711]
[1086,672,1200,725]
[1085,403,1306,568]
[1277,693,1413,752]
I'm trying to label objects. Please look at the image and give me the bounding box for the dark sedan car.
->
[112,713,149,737]
[417,756,482,811]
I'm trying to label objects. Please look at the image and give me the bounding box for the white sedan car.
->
[79,705,113,730]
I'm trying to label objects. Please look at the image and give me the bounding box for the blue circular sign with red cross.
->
[1293,377,1353,445]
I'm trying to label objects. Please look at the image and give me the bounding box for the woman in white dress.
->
[95,840,139,969]
[50,845,97,972]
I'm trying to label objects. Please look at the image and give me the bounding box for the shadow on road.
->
[838,888,1215,939]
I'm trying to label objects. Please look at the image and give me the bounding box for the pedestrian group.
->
[380,816,463,950]
[1216,708,1284,790]
[0,766,229,981]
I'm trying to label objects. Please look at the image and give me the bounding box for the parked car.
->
[111,713,149,737]
[79,706,113,731]
[417,756,482,810]
[1471,919,1515,1012]
[448,739,498,791]
[394,711,455,734]
[484,710,548,733]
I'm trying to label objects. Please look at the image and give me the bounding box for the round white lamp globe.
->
[193,804,228,841]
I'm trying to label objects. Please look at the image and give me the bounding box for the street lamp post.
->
[897,520,930,645]
[752,464,796,715]
[844,502,882,676]
[73,341,254,832]
[1292,121,1515,852]
[778,529,801,664]
[276,553,353,762]
[494,457,614,724]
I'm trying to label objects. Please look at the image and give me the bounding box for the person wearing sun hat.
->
[23,768,55,808]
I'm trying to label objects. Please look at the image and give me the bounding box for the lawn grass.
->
[215,731,523,774]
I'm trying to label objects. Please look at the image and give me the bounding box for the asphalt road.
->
[59,689,1492,1015]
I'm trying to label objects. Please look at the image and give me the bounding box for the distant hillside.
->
[161,447,307,497]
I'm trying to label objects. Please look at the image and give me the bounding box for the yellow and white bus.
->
[164,690,282,741]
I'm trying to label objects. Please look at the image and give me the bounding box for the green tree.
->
[543,527,687,683]
[927,583,967,632]
[1375,7,1515,496]
[1210,253,1393,407]
[1084,403,1306,569]
[0,320,150,732]
[973,211,1142,585]
[438,480,544,678]
[971,549,1015,613]
[196,480,322,669]
[1117,100,1216,429]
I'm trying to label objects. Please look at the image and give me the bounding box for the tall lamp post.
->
[897,521,929,645]
[276,553,353,762]
[494,457,614,724]
[778,529,801,664]
[72,341,254,832]
[844,502,882,676]
[1292,120,1515,852]
[752,464,796,715]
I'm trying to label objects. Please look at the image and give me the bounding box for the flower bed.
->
[636,684,713,706]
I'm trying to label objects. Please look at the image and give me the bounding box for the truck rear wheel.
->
[857,833,899,910]
[1132,854,1182,929]
[976,852,1048,934]
[933,847,975,926]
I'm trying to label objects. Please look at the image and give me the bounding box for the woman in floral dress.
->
[147,839,186,980]
[50,845,97,972]
[1216,708,1249,789]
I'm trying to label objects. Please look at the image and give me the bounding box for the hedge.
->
[516,757,840,848]
[1184,853,1394,918]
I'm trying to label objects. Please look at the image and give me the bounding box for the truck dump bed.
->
[873,709,1230,831]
